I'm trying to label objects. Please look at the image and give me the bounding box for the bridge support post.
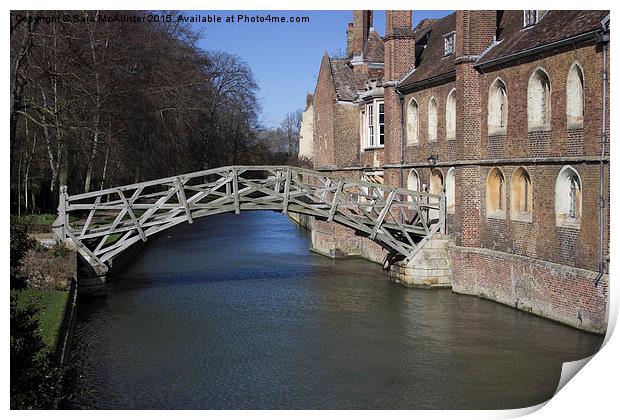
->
[388,234,452,288]
[232,168,240,214]
[281,168,291,214]
[439,193,446,234]
[52,186,68,242]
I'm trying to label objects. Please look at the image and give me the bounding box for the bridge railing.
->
[54,166,445,273]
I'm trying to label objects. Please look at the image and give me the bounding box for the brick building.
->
[308,10,610,333]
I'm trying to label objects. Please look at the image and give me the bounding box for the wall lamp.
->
[427,154,438,167]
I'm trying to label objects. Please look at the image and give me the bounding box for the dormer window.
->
[523,10,539,27]
[443,32,455,56]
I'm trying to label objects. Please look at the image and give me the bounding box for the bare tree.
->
[10,11,270,213]
[281,109,303,158]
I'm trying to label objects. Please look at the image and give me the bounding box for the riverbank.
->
[10,213,82,409]
[11,289,69,350]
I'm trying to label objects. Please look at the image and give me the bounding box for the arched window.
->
[486,167,506,217]
[428,97,438,142]
[429,168,444,195]
[488,79,508,135]
[406,169,420,202]
[407,169,420,192]
[528,68,551,131]
[555,166,582,226]
[567,63,584,128]
[406,99,419,145]
[511,167,533,220]
[429,169,443,221]
[446,89,456,140]
[446,167,456,214]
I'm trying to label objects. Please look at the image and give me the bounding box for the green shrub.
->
[10,296,65,409]
[16,213,56,233]
[10,217,36,271]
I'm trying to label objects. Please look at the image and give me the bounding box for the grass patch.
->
[11,289,69,350]
[105,233,122,244]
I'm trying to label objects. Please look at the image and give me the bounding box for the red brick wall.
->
[385,38,416,82]
[351,10,371,57]
[478,45,607,159]
[455,10,496,57]
[334,104,361,168]
[402,81,458,163]
[449,245,608,333]
[395,41,609,273]
[475,163,605,272]
[313,54,336,169]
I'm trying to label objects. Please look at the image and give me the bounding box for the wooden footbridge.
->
[53,166,445,274]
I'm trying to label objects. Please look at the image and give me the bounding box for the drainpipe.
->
[595,27,609,287]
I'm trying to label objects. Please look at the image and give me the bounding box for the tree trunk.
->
[84,19,102,193]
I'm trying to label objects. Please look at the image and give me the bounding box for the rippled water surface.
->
[69,211,603,409]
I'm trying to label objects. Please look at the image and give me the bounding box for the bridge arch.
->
[54,166,445,274]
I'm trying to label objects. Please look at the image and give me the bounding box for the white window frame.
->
[364,99,385,149]
[523,10,538,27]
[443,32,455,56]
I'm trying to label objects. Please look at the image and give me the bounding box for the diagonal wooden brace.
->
[118,189,147,242]
[175,177,193,224]
[328,179,344,222]
[370,190,396,240]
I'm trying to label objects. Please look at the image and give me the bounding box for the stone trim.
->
[315,155,609,173]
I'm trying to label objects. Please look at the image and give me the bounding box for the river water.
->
[68,211,603,409]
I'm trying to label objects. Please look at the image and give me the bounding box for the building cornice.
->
[314,155,609,173]
[454,55,480,64]
[383,34,416,42]
[386,155,610,168]
[397,70,456,93]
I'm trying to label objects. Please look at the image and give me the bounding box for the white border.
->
[4,1,617,419]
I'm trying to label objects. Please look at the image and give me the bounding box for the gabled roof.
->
[364,30,385,63]
[398,13,456,89]
[412,18,437,38]
[477,10,609,67]
[328,55,363,102]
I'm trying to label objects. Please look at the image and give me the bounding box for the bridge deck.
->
[54,166,445,274]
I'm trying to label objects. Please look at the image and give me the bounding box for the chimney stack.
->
[384,10,415,81]
[346,22,354,57]
[455,10,497,58]
[349,10,373,58]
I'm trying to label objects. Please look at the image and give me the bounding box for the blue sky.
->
[190,10,452,128]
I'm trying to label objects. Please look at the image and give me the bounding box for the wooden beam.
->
[371,190,396,240]
[79,195,101,238]
[117,189,147,242]
[175,177,193,224]
[328,179,344,222]
[232,168,240,214]
[281,169,291,214]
